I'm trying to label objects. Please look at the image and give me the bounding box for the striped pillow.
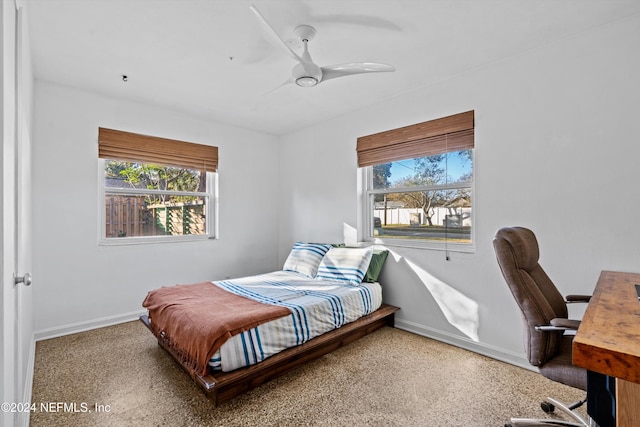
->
[283,242,332,278]
[316,247,374,285]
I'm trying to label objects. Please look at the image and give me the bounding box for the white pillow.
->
[283,242,332,278]
[316,247,374,285]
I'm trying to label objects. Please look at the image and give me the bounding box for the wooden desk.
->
[573,270,640,427]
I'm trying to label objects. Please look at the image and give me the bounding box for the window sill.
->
[366,237,475,253]
[99,234,216,246]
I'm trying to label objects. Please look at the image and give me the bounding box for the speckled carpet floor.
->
[31,321,585,426]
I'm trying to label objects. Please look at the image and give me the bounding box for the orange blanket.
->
[142,281,291,376]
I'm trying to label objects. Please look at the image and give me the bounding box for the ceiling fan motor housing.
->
[293,62,322,87]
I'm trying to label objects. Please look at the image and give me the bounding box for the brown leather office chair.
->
[493,227,591,427]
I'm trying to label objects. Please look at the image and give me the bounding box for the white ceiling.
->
[26,0,640,135]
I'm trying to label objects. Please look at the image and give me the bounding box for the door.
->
[1,2,34,426]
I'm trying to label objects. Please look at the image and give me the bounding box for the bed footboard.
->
[140,304,399,405]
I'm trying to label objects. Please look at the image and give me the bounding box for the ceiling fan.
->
[249,5,395,88]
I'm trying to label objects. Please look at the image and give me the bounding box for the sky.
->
[388,151,472,184]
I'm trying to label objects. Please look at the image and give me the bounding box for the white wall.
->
[278,14,640,366]
[32,82,280,338]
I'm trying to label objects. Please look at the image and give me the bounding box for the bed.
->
[140,243,399,405]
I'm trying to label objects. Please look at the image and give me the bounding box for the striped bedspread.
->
[209,270,383,372]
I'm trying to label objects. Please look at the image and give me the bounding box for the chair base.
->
[507,420,585,427]
[506,396,591,427]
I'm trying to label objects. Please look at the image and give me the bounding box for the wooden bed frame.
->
[140,303,399,405]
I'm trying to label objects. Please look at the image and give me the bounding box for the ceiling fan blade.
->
[263,78,293,96]
[249,5,319,79]
[249,5,303,63]
[320,62,395,82]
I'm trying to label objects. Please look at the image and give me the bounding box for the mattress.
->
[208,270,383,372]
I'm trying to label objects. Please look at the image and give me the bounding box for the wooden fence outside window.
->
[105,196,206,238]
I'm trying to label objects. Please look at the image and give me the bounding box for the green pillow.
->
[363,249,389,283]
[312,244,386,283]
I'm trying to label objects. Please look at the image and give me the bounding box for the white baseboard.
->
[394,318,536,372]
[34,310,146,341]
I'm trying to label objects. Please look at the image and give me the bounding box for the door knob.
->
[14,272,32,286]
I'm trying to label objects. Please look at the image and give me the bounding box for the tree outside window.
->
[368,149,472,244]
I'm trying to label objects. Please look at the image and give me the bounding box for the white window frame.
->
[98,159,218,245]
[361,152,475,253]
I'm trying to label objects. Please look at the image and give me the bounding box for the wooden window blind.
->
[356,110,474,167]
[98,127,218,173]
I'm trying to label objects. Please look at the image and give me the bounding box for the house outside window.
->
[358,111,474,251]
[98,128,218,244]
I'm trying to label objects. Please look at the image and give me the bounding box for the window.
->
[358,111,474,251]
[98,128,218,243]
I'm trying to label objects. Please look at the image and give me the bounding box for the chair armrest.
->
[535,318,581,332]
[565,294,591,303]
[550,318,581,330]
[535,325,572,332]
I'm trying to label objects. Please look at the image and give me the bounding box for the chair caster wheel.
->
[541,401,555,413]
